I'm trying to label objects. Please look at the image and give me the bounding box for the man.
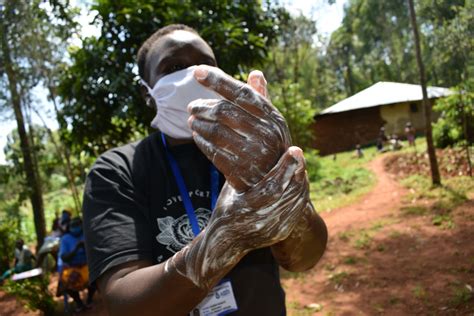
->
[83,24,327,315]
[0,239,35,283]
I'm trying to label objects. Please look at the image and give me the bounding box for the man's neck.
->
[165,134,194,146]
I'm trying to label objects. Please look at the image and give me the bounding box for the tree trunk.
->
[1,15,46,247]
[407,0,441,186]
[458,91,473,177]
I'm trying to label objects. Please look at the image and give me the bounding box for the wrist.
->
[174,221,247,290]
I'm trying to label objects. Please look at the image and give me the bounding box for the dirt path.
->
[283,153,474,315]
[323,154,407,235]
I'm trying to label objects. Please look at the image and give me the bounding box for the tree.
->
[327,0,471,94]
[327,0,419,97]
[433,84,473,176]
[262,13,342,148]
[418,0,470,87]
[1,0,46,246]
[0,0,78,246]
[58,0,287,155]
[408,0,441,186]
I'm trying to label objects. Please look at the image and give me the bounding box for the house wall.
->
[312,99,440,155]
[380,101,426,136]
[311,107,384,155]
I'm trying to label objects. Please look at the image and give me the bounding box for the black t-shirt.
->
[82,131,286,315]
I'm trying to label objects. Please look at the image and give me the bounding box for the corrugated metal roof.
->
[320,81,452,115]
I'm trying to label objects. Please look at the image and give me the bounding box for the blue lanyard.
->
[161,133,219,237]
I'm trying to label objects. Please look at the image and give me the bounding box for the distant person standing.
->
[405,122,416,147]
[58,217,96,312]
[376,127,388,152]
[354,144,364,158]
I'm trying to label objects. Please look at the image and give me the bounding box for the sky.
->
[0,0,347,165]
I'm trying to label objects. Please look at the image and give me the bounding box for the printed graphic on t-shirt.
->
[156,208,211,256]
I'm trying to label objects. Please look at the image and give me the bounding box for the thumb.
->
[247,70,268,99]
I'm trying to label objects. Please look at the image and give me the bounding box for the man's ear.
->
[139,83,156,109]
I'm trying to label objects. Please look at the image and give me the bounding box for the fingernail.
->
[194,67,208,81]
[250,70,266,85]
[288,146,303,157]
[187,116,194,128]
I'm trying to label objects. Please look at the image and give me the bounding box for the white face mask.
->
[142,65,222,139]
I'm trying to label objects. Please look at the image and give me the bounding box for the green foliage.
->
[421,0,474,87]
[327,0,472,99]
[0,220,19,271]
[0,0,78,112]
[271,81,316,148]
[2,276,56,315]
[263,13,340,147]
[433,85,474,148]
[327,0,416,96]
[58,0,287,155]
[4,126,65,193]
[304,149,321,182]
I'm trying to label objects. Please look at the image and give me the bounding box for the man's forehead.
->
[165,30,200,43]
[151,31,207,55]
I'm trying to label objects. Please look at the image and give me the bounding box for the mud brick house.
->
[312,82,452,155]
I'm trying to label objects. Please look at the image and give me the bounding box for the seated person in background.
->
[0,239,35,283]
[83,24,327,315]
[390,134,403,151]
[58,217,96,312]
[354,144,364,158]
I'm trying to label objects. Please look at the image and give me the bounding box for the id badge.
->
[189,279,238,316]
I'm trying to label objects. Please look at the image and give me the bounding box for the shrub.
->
[0,220,19,272]
[2,276,56,315]
[433,85,474,148]
[304,149,321,182]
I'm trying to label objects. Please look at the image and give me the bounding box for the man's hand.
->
[188,65,291,192]
[188,66,327,272]
[176,147,308,289]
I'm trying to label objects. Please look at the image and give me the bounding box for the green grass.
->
[449,283,473,307]
[328,271,349,286]
[354,231,372,249]
[400,174,473,230]
[286,301,315,316]
[400,205,428,216]
[413,284,427,300]
[342,256,358,265]
[338,219,394,250]
[306,145,377,212]
[401,175,474,212]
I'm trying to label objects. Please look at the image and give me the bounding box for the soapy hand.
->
[178,147,309,289]
[188,65,291,192]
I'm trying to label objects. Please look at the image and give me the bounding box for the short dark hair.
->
[137,24,199,83]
